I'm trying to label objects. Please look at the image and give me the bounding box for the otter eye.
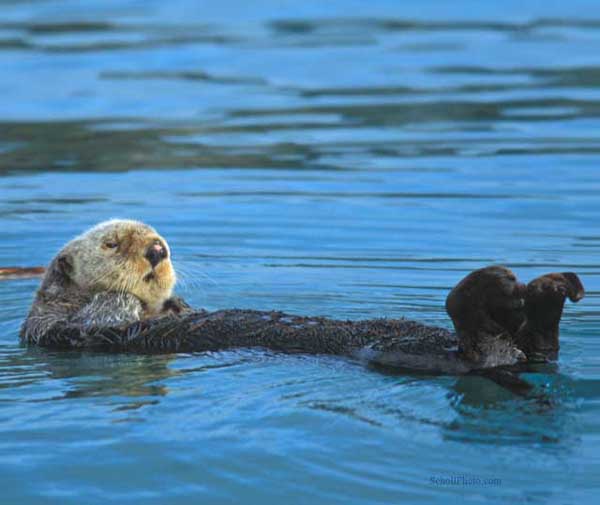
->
[104,240,119,249]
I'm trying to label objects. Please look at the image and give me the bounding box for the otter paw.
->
[162,296,192,315]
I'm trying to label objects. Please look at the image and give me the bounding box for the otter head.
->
[48,219,176,314]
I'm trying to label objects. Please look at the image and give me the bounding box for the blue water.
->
[1,0,599,503]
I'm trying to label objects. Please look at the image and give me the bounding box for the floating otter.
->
[20,220,584,377]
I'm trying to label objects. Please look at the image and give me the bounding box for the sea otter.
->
[20,220,584,376]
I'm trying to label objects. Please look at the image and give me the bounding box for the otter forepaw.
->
[161,296,192,315]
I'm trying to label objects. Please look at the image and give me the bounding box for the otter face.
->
[59,219,176,313]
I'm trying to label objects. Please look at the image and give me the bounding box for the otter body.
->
[20,220,585,376]
[23,302,470,372]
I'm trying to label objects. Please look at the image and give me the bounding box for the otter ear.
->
[50,253,73,285]
[561,272,585,302]
[40,253,74,290]
[57,254,73,277]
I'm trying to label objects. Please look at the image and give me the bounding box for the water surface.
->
[1,1,599,503]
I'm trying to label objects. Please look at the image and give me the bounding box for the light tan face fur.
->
[62,219,175,313]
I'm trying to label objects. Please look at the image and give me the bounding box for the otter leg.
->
[70,292,145,328]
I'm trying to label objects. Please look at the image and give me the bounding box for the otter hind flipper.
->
[515,272,585,362]
[446,266,527,365]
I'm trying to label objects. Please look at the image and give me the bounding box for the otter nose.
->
[145,242,167,268]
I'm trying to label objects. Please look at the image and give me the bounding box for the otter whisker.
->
[173,261,218,289]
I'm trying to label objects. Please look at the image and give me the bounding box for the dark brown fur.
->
[445,266,527,365]
[514,272,585,361]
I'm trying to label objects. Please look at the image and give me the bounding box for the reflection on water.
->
[1,0,599,504]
